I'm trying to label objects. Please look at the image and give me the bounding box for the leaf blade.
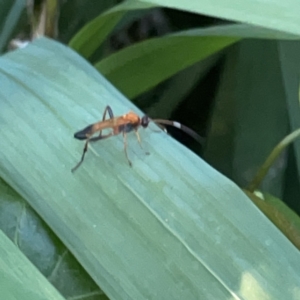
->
[69,0,155,58]
[96,33,238,98]
[0,230,65,300]
[137,0,300,36]
[0,38,299,299]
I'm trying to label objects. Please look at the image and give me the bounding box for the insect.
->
[71,105,202,172]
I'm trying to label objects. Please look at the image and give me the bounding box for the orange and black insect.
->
[72,105,202,172]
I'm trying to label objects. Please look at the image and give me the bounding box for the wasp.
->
[72,105,202,172]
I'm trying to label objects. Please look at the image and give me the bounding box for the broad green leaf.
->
[0,0,27,53]
[137,0,300,36]
[0,229,65,300]
[96,30,238,98]
[181,24,300,40]
[0,38,300,299]
[263,193,300,247]
[69,0,155,58]
[205,40,289,198]
[202,48,237,177]
[146,55,220,119]
[0,178,106,299]
[95,23,299,99]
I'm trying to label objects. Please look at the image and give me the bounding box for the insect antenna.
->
[151,119,204,144]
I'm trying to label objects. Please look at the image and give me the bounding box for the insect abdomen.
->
[74,125,93,140]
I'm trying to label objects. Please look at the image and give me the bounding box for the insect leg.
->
[122,132,132,166]
[134,129,149,155]
[134,129,142,148]
[102,105,114,121]
[72,132,115,172]
[71,139,90,173]
[99,105,115,137]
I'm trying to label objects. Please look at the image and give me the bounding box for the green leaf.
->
[146,55,220,119]
[245,190,300,250]
[95,23,299,99]
[96,29,238,98]
[69,0,155,58]
[182,24,300,39]
[136,0,300,35]
[59,0,119,42]
[278,41,300,187]
[0,229,65,300]
[0,178,106,299]
[247,128,300,194]
[0,38,300,299]
[202,49,237,177]
[0,0,27,53]
[205,40,289,198]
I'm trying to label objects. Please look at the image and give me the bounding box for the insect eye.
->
[141,116,149,127]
